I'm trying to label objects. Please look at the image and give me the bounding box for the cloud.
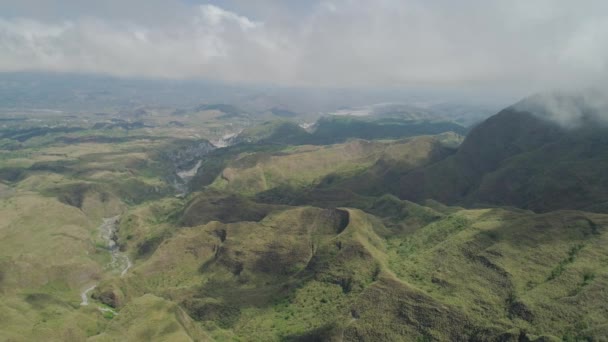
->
[515,88,608,128]
[0,0,607,91]
[0,4,283,80]
[198,4,260,30]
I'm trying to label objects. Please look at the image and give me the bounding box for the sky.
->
[0,0,607,93]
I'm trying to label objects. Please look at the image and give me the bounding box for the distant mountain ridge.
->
[232,116,466,146]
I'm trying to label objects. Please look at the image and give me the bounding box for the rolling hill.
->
[2,91,608,341]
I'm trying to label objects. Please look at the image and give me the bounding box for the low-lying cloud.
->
[515,89,608,128]
[1,0,607,90]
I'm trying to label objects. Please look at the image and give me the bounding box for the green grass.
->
[547,244,584,281]
[3,108,608,341]
[205,136,453,197]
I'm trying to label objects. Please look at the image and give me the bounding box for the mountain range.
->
[0,91,607,341]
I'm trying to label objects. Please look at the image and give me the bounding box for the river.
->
[80,216,131,309]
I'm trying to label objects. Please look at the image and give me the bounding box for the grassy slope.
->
[0,124,207,341]
[211,140,382,195]
[89,294,211,342]
[88,196,608,341]
[3,107,608,341]
[386,208,608,340]
[0,192,112,341]
[208,136,454,197]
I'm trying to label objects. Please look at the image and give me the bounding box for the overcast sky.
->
[0,0,607,92]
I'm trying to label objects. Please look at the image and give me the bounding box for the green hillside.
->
[19,199,604,341]
[2,93,608,341]
[394,105,608,213]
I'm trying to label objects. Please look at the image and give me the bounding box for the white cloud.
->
[0,0,607,91]
[199,4,260,30]
[0,4,280,79]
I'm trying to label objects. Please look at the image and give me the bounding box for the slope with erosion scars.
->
[93,203,488,341]
[94,207,354,307]
[385,207,608,340]
[319,209,488,341]
[111,198,608,340]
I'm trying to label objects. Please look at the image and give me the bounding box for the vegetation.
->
[394,107,608,213]
[233,116,466,146]
[2,94,608,341]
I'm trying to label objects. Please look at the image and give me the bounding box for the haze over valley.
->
[1,1,608,341]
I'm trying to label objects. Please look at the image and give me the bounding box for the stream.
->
[80,216,130,312]
[80,285,96,306]
[99,216,132,277]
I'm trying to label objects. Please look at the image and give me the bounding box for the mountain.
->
[395,93,608,212]
[2,90,608,341]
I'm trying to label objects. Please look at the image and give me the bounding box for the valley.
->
[0,93,607,341]
[1,1,606,340]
